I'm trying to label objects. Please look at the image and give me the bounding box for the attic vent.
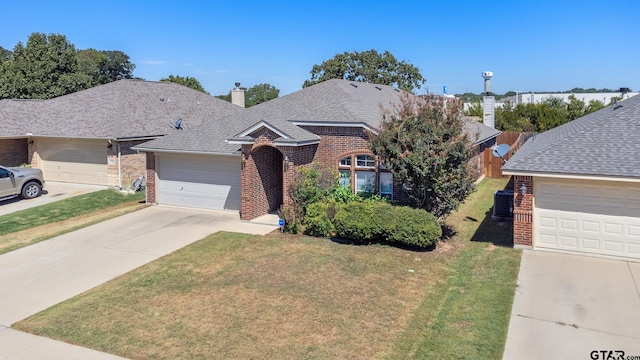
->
[160,97,164,102]
[350,83,358,88]
[375,86,382,91]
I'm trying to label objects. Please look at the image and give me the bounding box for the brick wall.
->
[0,139,28,166]
[513,175,533,247]
[145,152,156,203]
[241,140,283,220]
[119,140,148,188]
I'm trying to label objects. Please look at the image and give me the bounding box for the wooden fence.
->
[482,131,531,178]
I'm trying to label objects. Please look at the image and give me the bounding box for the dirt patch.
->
[0,202,148,254]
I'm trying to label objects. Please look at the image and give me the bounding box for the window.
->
[379,172,393,199]
[0,168,10,179]
[339,156,351,166]
[356,155,375,168]
[356,171,376,194]
[339,169,351,188]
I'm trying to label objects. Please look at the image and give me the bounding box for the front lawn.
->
[0,189,146,254]
[14,178,521,359]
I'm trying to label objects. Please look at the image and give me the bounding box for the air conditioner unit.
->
[492,190,514,221]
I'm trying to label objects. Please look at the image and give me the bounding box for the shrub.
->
[303,201,336,237]
[279,204,302,234]
[333,202,385,242]
[334,202,441,248]
[382,206,441,247]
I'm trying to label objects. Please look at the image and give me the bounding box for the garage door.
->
[157,154,241,211]
[535,178,640,259]
[38,139,108,185]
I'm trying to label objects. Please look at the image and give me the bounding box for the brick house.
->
[0,80,242,187]
[135,79,500,220]
[503,94,640,260]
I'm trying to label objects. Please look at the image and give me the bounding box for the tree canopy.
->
[245,83,279,107]
[370,95,475,218]
[0,33,136,99]
[160,75,208,93]
[303,50,425,92]
[495,95,606,132]
[216,83,280,107]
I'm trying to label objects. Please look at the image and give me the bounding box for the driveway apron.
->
[503,250,640,359]
[0,206,277,359]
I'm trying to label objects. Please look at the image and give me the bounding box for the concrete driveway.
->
[503,250,640,359]
[0,181,107,217]
[0,206,277,359]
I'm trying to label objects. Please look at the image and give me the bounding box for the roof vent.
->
[394,89,400,92]
[350,83,358,88]
[375,86,382,91]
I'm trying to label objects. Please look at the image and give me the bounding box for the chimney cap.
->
[234,82,241,89]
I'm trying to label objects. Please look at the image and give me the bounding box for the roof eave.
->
[502,169,640,183]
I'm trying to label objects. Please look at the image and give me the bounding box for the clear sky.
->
[2,0,638,97]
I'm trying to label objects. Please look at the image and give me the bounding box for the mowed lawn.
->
[14,178,521,359]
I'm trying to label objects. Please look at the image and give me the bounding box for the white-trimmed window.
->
[379,172,393,199]
[356,155,375,168]
[356,171,376,194]
[339,169,351,188]
[339,156,351,166]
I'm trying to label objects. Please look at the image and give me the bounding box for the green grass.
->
[388,178,520,359]
[14,178,521,359]
[0,189,145,236]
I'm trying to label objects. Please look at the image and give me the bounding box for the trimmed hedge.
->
[333,202,441,248]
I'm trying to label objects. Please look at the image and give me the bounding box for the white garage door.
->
[39,139,108,185]
[157,154,241,211]
[535,178,640,259]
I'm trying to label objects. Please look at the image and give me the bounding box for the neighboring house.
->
[135,79,500,220]
[503,94,640,260]
[0,80,243,187]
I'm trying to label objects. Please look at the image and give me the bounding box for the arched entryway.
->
[242,145,283,219]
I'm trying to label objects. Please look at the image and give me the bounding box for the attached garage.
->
[156,153,241,211]
[38,138,108,185]
[534,177,640,260]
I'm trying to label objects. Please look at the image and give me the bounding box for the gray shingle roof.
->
[137,79,500,153]
[0,80,243,139]
[503,94,640,178]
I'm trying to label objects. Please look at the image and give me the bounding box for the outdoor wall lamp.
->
[241,153,247,170]
[28,139,34,146]
[520,183,527,196]
[283,156,290,172]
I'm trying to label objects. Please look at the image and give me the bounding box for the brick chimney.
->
[231,82,245,108]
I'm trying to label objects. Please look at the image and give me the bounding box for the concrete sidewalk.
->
[0,206,277,359]
[503,250,640,359]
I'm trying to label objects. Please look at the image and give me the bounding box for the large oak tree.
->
[303,49,425,92]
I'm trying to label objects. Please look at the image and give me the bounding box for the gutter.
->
[501,170,640,183]
[131,147,241,157]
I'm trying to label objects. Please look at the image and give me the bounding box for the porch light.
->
[241,153,247,170]
[520,183,527,196]
[284,156,290,172]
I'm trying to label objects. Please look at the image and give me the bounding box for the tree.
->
[160,75,208,93]
[303,49,425,92]
[78,49,135,86]
[245,83,279,107]
[0,32,91,99]
[464,101,483,117]
[370,95,475,219]
[0,46,10,62]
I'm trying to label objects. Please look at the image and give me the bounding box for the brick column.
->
[145,152,156,204]
[513,175,533,248]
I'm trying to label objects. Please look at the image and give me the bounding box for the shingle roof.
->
[503,94,640,178]
[0,80,243,139]
[137,79,500,153]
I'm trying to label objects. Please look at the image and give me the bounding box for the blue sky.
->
[2,0,638,96]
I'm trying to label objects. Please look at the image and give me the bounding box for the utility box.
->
[492,190,514,221]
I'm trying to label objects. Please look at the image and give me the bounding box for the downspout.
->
[118,143,122,189]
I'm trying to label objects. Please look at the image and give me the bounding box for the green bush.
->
[333,202,385,242]
[279,204,302,234]
[333,202,441,248]
[382,206,441,247]
[303,201,336,238]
